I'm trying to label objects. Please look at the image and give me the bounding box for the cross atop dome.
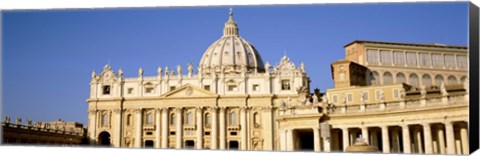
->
[223,8,239,37]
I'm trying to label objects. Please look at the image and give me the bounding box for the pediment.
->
[160,84,218,98]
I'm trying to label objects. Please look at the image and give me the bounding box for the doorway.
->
[185,140,195,149]
[295,129,314,151]
[145,140,154,148]
[228,140,239,150]
[98,131,111,146]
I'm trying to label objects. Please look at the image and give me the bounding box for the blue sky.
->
[2,2,468,125]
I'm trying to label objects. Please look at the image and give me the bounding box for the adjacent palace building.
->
[86,10,469,155]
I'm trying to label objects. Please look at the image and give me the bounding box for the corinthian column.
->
[445,121,455,154]
[114,109,122,147]
[460,123,469,154]
[88,109,98,145]
[219,107,226,150]
[342,128,349,151]
[381,125,390,153]
[262,106,273,150]
[423,123,433,154]
[161,108,169,148]
[134,109,143,148]
[175,107,183,149]
[196,107,203,149]
[240,107,248,150]
[211,107,218,149]
[155,108,161,148]
[402,124,411,154]
[313,127,321,152]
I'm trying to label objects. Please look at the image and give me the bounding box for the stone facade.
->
[86,10,469,155]
[2,118,86,145]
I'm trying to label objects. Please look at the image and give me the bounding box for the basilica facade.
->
[86,10,469,155]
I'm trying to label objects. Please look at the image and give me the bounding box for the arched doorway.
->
[98,131,111,146]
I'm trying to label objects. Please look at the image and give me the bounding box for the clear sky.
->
[2,2,468,125]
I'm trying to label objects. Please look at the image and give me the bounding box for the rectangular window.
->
[380,50,392,64]
[347,94,353,103]
[362,92,369,101]
[393,51,405,65]
[444,54,455,68]
[457,55,468,69]
[393,89,400,99]
[170,86,176,91]
[145,87,154,94]
[102,85,111,95]
[127,88,134,94]
[431,53,444,67]
[204,85,210,91]
[332,95,338,104]
[406,52,417,66]
[252,84,260,91]
[281,80,291,90]
[419,53,430,67]
[228,85,238,91]
[366,49,379,64]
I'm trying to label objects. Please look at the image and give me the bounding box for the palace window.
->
[406,52,417,66]
[409,73,419,87]
[419,53,430,67]
[393,51,405,65]
[228,85,238,91]
[366,49,379,63]
[229,112,237,126]
[447,76,457,85]
[444,54,455,68]
[422,74,432,87]
[281,80,290,90]
[204,85,210,91]
[186,112,194,125]
[332,95,338,104]
[146,113,153,126]
[383,72,393,85]
[435,75,444,86]
[347,93,353,103]
[145,87,154,94]
[127,88,134,95]
[396,73,406,84]
[362,92,369,101]
[380,50,392,64]
[102,85,111,95]
[393,89,400,99]
[170,86,176,91]
[252,84,260,91]
[457,55,468,69]
[431,54,444,67]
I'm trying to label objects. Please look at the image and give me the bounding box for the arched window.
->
[146,113,153,125]
[229,112,237,126]
[126,114,132,126]
[186,112,193,125]
[422,74,432,87]
[253,112,260,127]
[205,113,211,126]
[383,72,393,85]
[396,73,406,84]
[409,73,419,87]
[461,76,467,83]
[435,75,444,86]
[369,71,379,85]
[101,113,109,127]
[170,114,176,125]
[447,75,458,85]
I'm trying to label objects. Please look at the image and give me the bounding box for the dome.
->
[199,9,265,74]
